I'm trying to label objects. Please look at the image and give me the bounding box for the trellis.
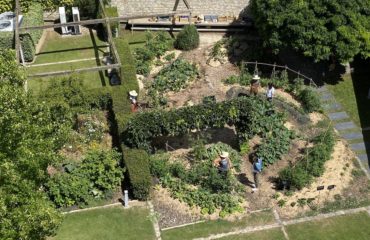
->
[13,0,192,79]
[245,61,318,88]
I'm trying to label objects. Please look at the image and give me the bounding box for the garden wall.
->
[112,0,251,17]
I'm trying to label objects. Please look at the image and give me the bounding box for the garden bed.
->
[127,32,370,223]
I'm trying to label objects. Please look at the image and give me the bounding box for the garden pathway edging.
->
[315,86,370,177]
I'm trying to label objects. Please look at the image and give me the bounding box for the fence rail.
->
[244,62,318,88]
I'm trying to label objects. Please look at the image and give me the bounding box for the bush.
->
[124,96,288,151]
[20,3,44,62]
[297,87,322,113]
[133,31,173,76]
[46,149,123,207]
[279,128,335,190]
[175,25,199,50]
[151,59,198,92]
[74,0,99,19]
[123,147,152,200]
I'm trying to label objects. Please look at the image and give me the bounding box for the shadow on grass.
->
[351,57,370,167]
[89,28,107,86]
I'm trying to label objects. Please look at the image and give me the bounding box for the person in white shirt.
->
[266,83,275,102]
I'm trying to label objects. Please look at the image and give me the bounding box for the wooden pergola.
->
[13,0,192,78]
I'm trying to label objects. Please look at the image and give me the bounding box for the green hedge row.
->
[89,38,150,200]
[122,147,152,200]
[279,127,335,190]
[0,3,44,62]
[124,96,283,150]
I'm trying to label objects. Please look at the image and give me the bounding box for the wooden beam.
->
[173,0,180,11]
[182,0,191,10]
[27,64,121,78]
[19,11,191,31]
[14,0,20,62]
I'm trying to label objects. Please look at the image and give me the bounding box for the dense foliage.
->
[223,70,321,113]
[124,96,292,158]
[0,49,25,86]
[175,25,200,50]
[251,0,370,62]
[279,126,335,190]
[123,147,152,200]
[133,31,173,76]
[151,59,198,92]
[46,149,123,207]
[0,3,44,62]
[0,50,61,239]
[150,143,244,216]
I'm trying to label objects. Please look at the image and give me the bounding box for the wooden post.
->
[14,0,21,63]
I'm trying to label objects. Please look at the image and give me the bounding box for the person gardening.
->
[129,90,138,112]
[252,157,263,192]
[250,74,260,96]
[266,83,275,102]
[213,151,232,173]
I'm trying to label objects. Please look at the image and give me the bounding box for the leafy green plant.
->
[239,141,250,155]
[297,87,322,113]
[279,127,335,190]
[151,59,198,92]
[164,52,176,62]
[175,25,200,50]
[207,39,227,64]
[277,199,286,207]
[133,31,173,76]
[46,149,123,207]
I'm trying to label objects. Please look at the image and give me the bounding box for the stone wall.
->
[112,0,251,17]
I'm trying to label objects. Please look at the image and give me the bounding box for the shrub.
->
[151,59,198,92]
[297,87,322,113]
[74,0,99,19]
[123,147,152,200]
[46,149,123,207]
[133,31,173,76]
[20,3,44,62]
[279,128,335,190]
[124,96,287,151]
[175,25,199,50]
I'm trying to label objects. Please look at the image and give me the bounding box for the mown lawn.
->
[219,228,285,240]
[27,59,104,75]
[28,71,110,95]
[161,210,275,240]
[286,211,370,240]
[51,207,155,240]
[327,74,370,128]
[34,30,108,64]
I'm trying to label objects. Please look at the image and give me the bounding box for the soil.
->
[152,187,202,228]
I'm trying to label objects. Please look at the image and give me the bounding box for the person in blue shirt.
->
[252,157,263,191]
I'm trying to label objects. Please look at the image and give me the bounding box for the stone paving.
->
[316,86,370,173]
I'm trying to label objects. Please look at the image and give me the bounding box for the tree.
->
[0,49,62,239]
[251,0,370,62]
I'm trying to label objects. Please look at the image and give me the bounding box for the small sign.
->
[327,185,336,190]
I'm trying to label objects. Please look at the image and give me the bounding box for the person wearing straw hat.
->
[213,151,232,173]
[129,90,138,112]
[250,74,260,96]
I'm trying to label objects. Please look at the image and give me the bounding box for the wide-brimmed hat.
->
[220,151,229,158]
[129,90,138,97]
[252,74,260,80]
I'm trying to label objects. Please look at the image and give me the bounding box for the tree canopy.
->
[0,50,62,239]
[251,0,370,62]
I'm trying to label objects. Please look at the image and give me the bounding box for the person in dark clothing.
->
[213,151,232,173]
[252,157,263,191]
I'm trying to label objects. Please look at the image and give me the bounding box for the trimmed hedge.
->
[0,3,44,61]
[175,25,200,50]
[124,96,288,150]
[122,147,151,200]
[89,38,150,200]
